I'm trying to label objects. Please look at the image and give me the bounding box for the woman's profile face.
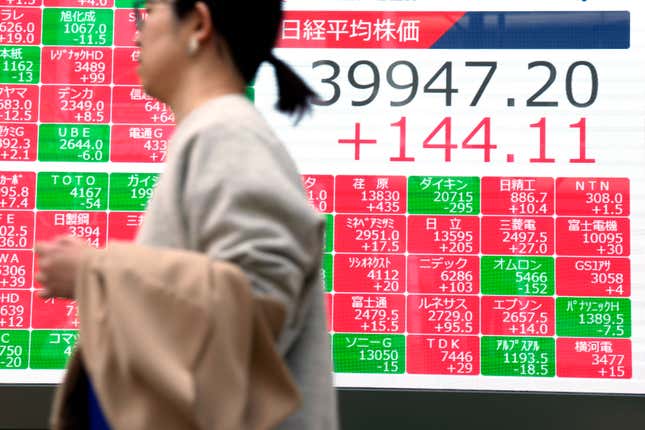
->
[134,0,188,101]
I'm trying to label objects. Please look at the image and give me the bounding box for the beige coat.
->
[50,243,300,429]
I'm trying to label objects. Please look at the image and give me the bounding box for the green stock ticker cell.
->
[115,0,196,8]
[407,176,480,215]
[333,334,405,374]
[109,172,159,211]
[0,330,29,370]
[322,253,333,292]
[0,46,40,85]
[556,297,631,338]
[481,256,554,296]
[245,86,255,102]
[324,214,333,252]
[481,336,555,377]
[115,0,136,7]
[42,9,114,47]
[38,124,110,162]
[29,330,78,369]
[37,172,108,211]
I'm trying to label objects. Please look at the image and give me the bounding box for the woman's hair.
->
[173,0,317,118]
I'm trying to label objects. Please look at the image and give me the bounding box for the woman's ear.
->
[191,1,214,45]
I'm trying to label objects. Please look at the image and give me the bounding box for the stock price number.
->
[312,59,598,108]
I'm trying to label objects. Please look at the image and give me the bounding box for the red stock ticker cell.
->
[334,214,406,254]
[0,0,42,6]
[480,177,554,215]
[31,295,78,330]
[0,7,42,45]
[0,210,34,249]
[113,47,141,85]
[0,290,31,329]
[556,217,630,257]
[0,85,39,123]
[302,174,334,213]
[113,9,138,47]
[556,178,630,217]
[110,125,173,163]
[407,294,479,335]
[111,86,174,125]
[557,338,632,379]
[335,175,406,214]
[407,335,480,375]
[108,211,145,242]
[32,212,107,291]
[333,293,405,334]
[480,216,554,256]
[0,123,38,161]
[333,254,405,293]
[407,255,479,294]
[0,250,33,289]
[480,296,555,337]
[35,211,107,248]
[408,215,479,254]
[40,85,111,124]
[41,47,113,85]
[0,171,35,209]
[556,257,630,297]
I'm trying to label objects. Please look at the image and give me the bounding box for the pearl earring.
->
[187,38,199,56]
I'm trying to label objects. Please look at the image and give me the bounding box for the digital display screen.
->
[1,0,644,394]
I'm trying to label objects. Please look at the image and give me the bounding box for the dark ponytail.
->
[267,54,317,119]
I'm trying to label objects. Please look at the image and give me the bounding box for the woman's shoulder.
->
[182,96,274,147]
[174,96,304,188]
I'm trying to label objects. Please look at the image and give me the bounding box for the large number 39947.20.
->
[311,60,597,108]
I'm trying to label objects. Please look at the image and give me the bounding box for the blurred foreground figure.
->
[36,0,337,428]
